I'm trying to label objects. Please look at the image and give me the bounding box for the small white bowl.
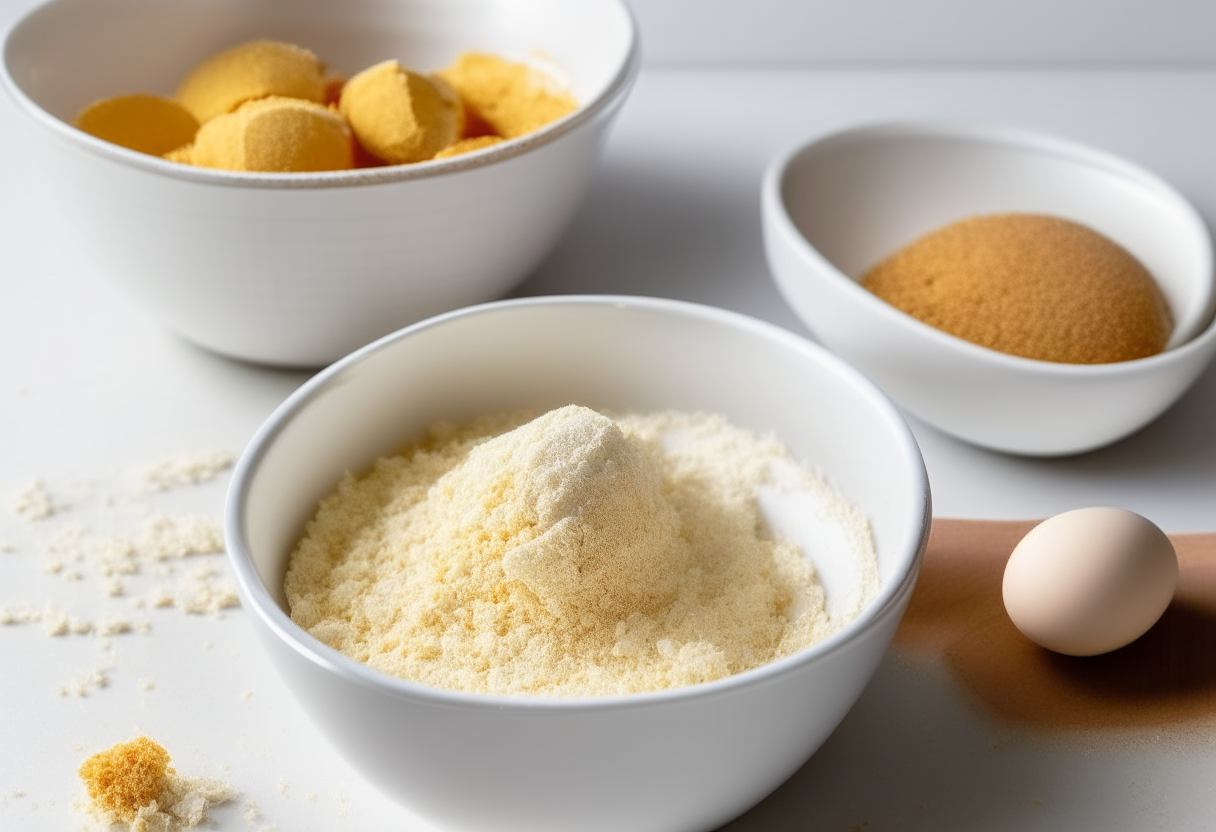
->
[1,0,638,367]
[763,122,1216,456]
[226,296,930,832]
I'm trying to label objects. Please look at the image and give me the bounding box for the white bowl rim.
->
[762,119,1216,371]
[0,0,640,190]
[225,295,932,712]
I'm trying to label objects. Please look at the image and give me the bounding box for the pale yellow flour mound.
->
[285,406,878,696]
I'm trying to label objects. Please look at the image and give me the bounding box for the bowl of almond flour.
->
[226,295,930,832]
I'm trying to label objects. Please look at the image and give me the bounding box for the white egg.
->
[1002,507,1178,656]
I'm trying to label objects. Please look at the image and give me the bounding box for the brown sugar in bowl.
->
[762,122,1216,456]
[861,213,1174,365]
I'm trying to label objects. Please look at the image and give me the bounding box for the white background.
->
[629,0,1216,66]
[2,0,1215,830]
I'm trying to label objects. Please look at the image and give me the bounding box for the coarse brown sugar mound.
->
[78,736,172,822]
[860,213,1174,364]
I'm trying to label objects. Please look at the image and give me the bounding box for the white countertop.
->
[2,32,1215,832]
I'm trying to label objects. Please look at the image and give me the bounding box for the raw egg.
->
[1002,507,1177,656]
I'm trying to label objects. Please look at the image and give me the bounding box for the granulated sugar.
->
[286,406,878,696]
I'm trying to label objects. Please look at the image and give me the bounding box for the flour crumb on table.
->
[142,450,236,492]
[97,617,134,636]
[57,668,109,697]
[12,479,57,522]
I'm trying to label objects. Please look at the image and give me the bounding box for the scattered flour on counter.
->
[58,668,110,698]
[97,618,134,637]
[0,450,240,697]
[142,450,236,492]
[12,480,57,522]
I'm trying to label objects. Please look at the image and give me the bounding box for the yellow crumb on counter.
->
[338,60,463,164]
[433,134,504,160]
[189,96,352,172]
[75,94,200,157]
[77,736,233,831]
[78,736,170,823]
[439,52,577,139]
[175,39,327,123]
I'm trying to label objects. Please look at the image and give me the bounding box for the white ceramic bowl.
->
[1,0,638,367]
[763,122,1216,456]
[226,296,930,832]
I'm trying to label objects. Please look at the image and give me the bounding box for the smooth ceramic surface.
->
[762,122,1216,456]
[225,296,931,832]
[1,0,639,367]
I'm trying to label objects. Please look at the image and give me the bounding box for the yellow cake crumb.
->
[433,135,504,160]
[77,737,233,830]
[78,41,579,171]
[338,60,462,164]
[75,94,200,157]
[439,52,577,139]
[190,96,351,173]
[78,736,171,823]
[175,39,327,123]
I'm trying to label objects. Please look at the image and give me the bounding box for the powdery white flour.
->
[285,406,879,696]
